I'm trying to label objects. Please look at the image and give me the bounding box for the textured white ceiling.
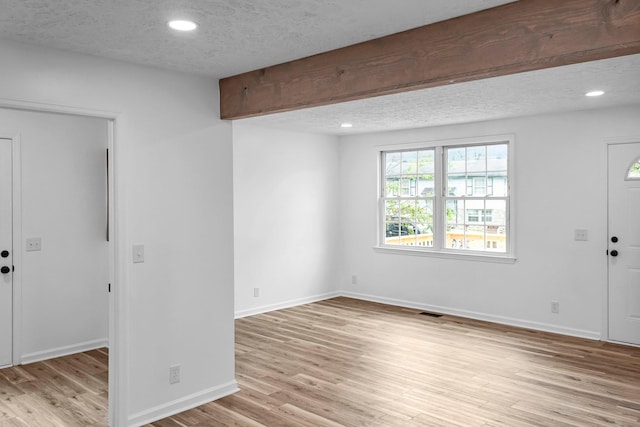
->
[1,0,638,134]
[0,0,515,78]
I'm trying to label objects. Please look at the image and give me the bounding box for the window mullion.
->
[435,146,444,251]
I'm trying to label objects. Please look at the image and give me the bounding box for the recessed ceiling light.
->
[341,123,353,128]
[585,90,604,97]
[168,20,198,31]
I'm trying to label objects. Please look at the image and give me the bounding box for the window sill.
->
[373,245,517,264]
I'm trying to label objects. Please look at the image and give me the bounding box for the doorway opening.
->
[0,109,117,425]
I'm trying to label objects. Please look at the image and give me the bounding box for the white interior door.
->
[608,141,640,345]
[0,138,13,367]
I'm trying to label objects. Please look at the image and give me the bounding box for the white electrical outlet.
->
[352,275,357,284]
[26,237,42,252]
[169,365,180,384]
[574,229,588,241]
[253,287,260,297]
[551,301,559,314]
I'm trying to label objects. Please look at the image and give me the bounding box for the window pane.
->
[418,150,435,174]
[486,200,506,226]
[418,181,434,197]
[447,174,466,196]
[417,150,435,196]
[397,200,417,246]
[448,147,465,173]
[416,199,433,228]
[465,225,486,250]
[487,144,508,171]
[401,151,417,175]
[486,225,507,251]
[465,199,484,224]
[384,200,400,245]
[385,200,399,220]
[416,199,434,247]
[385,224,401,245]
[489,171,508,197]
[466,146,486,172]
[385,177,400,197]
[467,174,487,196]
[446,224,465,249]
[446,199,464,224]
[400,200,416,222]
[399,177,417,196]
[386,152,401,176]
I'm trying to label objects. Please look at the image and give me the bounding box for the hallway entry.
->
[0,109,109,367]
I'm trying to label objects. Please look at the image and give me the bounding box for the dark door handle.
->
[611,236,618,243]
[0,266,10,274]
[0,250,8,258]
[610,250,619,257]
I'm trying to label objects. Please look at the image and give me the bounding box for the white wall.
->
[0,38,235,426]
[0,109,109,362]
[338,105,640,339]
[233,123,340,317]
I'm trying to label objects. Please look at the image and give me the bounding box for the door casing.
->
[0,134,22,366]
[0,137,17,367]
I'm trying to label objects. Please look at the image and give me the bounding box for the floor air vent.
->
[419,312,443,318]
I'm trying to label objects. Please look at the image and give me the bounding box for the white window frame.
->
[375,134,516,263]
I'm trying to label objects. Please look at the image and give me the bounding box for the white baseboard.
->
[235,291,342,319]
[21,338,109,365]
[235,289,601,341]
[235,289,600,342]
[341,291,601,341]
[128,380,239,427]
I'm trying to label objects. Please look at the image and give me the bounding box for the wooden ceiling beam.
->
[219,0,640,120]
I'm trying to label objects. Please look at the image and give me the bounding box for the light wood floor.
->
[150,297,640,427]
[3,298,640,426]
[0,348,108,426]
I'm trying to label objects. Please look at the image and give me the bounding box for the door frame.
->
[0,133,22,365]
[0,100,125,426]
[604,136,640,345]
[0,134,21,367]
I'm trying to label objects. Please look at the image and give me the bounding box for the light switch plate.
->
[132,244,144,263]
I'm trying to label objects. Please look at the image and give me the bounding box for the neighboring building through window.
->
[380,137,512,257]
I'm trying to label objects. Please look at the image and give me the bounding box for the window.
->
[627,158,640,180]
[379,136,513,259]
